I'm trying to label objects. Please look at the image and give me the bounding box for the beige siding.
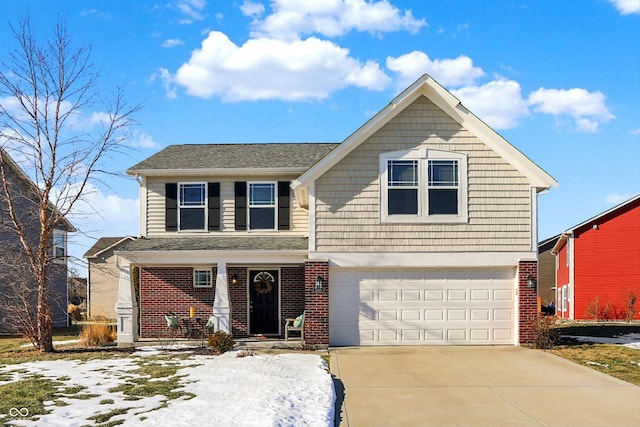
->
[146,176,307,237]
[88,252,120,320]
[314,96,532,252]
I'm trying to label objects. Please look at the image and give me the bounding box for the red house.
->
[552,195,640,320]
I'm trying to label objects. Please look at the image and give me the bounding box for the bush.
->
[529,315,559,349]
[625,291,637,322]
[207,331,235,355]
[79,322,116,347]
[68,304,83,321]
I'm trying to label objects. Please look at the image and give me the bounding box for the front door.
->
[249,270,279,334]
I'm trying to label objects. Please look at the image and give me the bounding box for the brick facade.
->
[518,260,538,344]
[304,260,330,345]
[140,264,305,339]
[139,266,216,338]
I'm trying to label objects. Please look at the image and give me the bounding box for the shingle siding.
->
[314,96,532,253]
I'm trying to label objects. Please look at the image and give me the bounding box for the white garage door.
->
[330,268,515,346]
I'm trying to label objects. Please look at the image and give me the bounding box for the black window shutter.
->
[278,181,290,230]
[208,183,220,231]
[165,183,178,232]
[234,182,247,230]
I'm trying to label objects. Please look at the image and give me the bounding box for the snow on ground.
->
[563,333,640,349]
[0,349,335,427]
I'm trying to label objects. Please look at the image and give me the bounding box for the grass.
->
[0,375,65,421]
[548,322,640,386]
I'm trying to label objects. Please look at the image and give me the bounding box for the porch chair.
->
[285,312,304,341]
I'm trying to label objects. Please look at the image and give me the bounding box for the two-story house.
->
[0,148,74,332]
[115,75,557,347]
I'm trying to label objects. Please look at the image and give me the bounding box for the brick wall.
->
[228,267,247,337]
[518,261,538,344]
[304,260,329,345]
[280,266,306,334]
[139,267,216,338]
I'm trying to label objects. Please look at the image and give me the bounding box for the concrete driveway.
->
[329,346,640,427]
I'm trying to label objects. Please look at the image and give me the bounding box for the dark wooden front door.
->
[249,270,279,334]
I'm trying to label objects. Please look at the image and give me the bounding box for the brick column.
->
[518,260,538,344]
[304,260,329,346]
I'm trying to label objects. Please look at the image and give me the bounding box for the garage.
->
[329,268,516,346]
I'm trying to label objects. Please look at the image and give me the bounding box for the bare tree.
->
[0,15,139,352]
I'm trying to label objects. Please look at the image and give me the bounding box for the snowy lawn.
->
[562,332,640,349]
[0,348,335,426]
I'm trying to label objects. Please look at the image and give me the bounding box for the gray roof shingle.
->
[84,236,133,258]
[118,236,309,252]
[127,143,338,173]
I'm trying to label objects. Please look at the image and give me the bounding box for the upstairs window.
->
[179,183,206,230]
[53,229,66,258]
[249,182,276,230]
[380,149,467,224]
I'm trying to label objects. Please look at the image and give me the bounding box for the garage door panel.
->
[330,268,515,346]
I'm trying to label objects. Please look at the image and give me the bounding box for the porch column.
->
[304,260,329,346]
[213,261,231,332]
[115,257,138,347]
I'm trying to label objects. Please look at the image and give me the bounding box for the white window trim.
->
[53,229,67,259]
[193,267,213,288]
[248,181,278,231]
[178,182,207,232]
[380,148,468,224]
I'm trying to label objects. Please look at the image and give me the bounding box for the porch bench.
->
[285,313,304,341]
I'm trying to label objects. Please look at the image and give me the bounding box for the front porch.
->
[113,238,329,347]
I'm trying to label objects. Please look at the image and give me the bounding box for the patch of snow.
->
[586,361,609,368]
[563,333,640,349]
[0,350,335,426]
[19,339,80,348]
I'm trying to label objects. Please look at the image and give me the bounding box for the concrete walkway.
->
[329,346,640,427]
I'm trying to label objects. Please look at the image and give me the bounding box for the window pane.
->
[194,270,211,287]
[388,160,418,187]
[388,189,418,215]
[429,161,458,187]
[180,209,205,230]
[180,183,205,206]
[250,207,275,229]
[428,189,458,214]
[249,183,275,206]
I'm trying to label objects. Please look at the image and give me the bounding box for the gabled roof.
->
[126,143,338,177]
[291,74,558,207]
[0,148,76,232]
[551,194,640,254]
[538,234,561,253]
[84,236,135,258]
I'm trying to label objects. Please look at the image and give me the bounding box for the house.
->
[538,234,561,313]
[552,195,640,321]
[84,236,135,320]
[114,74,557,347]
[0,148,75,332]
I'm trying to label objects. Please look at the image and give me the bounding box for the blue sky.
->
[1,0,638,273]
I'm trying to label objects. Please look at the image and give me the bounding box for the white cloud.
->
[630,128,640,135]
[162,38,185,48]
[251,0,426,40]
[386,51,485,89]
[129,131,160,149]
[606,192,635,204]
[452,79,530,130]
[241,0,266,18]
[528,87,615,133]
[607,0,640,15]
[176,0,207,24]
[172,31,390,101]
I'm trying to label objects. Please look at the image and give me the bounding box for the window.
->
[380,149,467,223]
[194,269,212,288]
[53,230,66,258]
[179,183,206,230]
[249,182,276,230]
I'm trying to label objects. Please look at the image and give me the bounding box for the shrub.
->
[207,331,235,355]
[79,322,116,347]
[625,291,637,322]
[529,314,559,349]
[68,304,82,321]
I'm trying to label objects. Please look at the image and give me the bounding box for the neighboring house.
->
[552,195,640,321]
[0,148,75,332]
[538,234,560,312]
[115,74,557,347]
[84,236,135,320]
